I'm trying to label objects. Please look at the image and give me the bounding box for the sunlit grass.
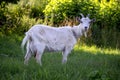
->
[74,44,120,55]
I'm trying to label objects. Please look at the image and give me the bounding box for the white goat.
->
[21,14,95,66]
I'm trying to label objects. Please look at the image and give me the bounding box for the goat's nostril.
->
[85,27,88,31]
[85,27,87,29]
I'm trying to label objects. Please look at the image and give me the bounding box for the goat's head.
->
[77,13,96,37]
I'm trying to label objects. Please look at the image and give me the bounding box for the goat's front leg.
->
[62,46,72,64]
[62,52,69,64]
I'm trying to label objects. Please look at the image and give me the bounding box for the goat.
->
[21,13,95,66]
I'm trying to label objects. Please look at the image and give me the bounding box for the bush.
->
[43,0,99,25]
[17,15,43,35]
[0,0,120,48]
[0,0,44,35]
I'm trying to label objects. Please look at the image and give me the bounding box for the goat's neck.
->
[72,24,83,40]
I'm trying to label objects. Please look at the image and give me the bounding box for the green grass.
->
[0,35,120,80]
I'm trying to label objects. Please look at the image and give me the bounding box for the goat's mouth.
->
[82,30,88,37]
[84,28,88,32]
[82,29,87,33]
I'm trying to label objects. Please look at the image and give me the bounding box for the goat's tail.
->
[21,32,30,53]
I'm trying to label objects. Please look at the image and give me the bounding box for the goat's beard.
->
[82,30,88,37]
[84,32,87,37]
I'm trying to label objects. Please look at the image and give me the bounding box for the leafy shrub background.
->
[0,0,120,48]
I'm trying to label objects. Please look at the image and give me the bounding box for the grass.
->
[0,34,120,80]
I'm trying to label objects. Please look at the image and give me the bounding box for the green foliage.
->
[0,2,8,34]
[0,0,120,48]
[44,0,99,24]
[0,0,19,4]
[0,0,44,35]
[44,0,73,24]
[88,0,120,48]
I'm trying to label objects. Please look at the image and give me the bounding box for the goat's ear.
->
[76,17,81,22]
[91,18,96,22]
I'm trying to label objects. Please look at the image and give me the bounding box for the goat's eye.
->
[80,21,83,23]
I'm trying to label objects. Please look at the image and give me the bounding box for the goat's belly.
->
[45,43,65,52]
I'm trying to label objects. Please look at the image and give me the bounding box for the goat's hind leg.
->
[35,44,45,66]
[24,41,32,65]
[24,51,32,65]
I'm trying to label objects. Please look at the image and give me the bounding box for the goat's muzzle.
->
[85,27,88,31]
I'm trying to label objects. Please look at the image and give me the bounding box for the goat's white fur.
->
[21,14,95,66]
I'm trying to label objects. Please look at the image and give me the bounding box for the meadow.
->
[0,0,120,80]
[0,35,120,80]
